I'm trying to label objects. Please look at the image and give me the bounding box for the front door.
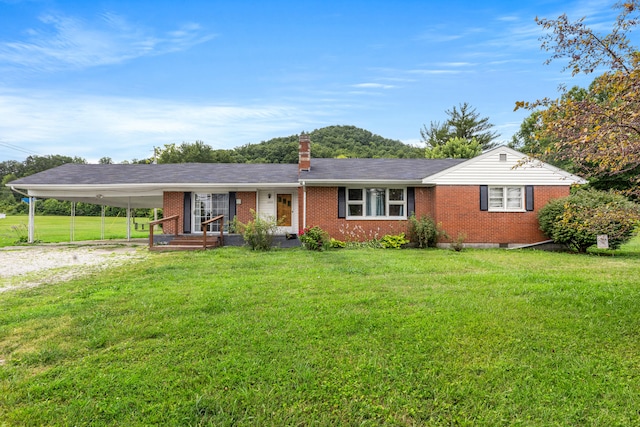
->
[277,194,292,227]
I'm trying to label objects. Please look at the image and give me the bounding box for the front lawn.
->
[1,245,639,426]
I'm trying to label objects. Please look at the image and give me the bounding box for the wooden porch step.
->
[149,235,221,251]
[168,238,219,246]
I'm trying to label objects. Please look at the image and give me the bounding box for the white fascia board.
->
[13,182,299,193]
[299,179,423,186]
[163,183,299,190]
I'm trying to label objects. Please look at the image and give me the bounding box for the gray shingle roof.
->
[9,158,466,187]
[299,158,466,181]
[9,163,300,185]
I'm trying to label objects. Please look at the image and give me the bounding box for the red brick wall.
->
[433,185,570,244]
[304,187,410,240]
[302,185,570,244]
[235,191,257,223]
[163,192,184,234]
[415,186,436,219]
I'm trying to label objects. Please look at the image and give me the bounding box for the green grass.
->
[1,242,640,426]
[0,215,150,247]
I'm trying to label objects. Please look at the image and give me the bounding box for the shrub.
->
[299,226,330,251]
[329,238,346,248]
[380,233,409,249]
[231,210,279,251]
[407,214,438,248]
[538,189,640,252]
[450,232,467,252]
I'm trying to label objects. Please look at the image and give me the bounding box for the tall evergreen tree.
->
[420,103,499,150]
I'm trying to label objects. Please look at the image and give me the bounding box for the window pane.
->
[348,204,363,216]
[389,204,404,216]
[489,187,503,198]
[507,187,522,209]
[348,189,363,201]
[489,187,504,208]
[366,188,386,216]
[389,189,404,201]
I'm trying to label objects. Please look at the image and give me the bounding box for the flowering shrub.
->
[299,226,330,251]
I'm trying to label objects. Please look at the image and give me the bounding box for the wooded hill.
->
[157,125,423,164]
[235,125,423,163]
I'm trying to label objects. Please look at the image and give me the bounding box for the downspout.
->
[302,181,307,230]
[9,185,28,198]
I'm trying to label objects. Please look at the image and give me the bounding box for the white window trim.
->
[488,186,525,212]
[346,187,407,219]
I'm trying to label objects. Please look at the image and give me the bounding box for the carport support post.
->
[28,197,35,243]
[101,205,105,240]
[70,202,75,242]
[126,198,131,241]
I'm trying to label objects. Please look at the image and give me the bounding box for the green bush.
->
[450,232,467,252]
[329,238,346,248]
[380,233,409,249]
[538,189,640,252]
[407,214,438,248]
[231,210,278,251]
[299,226,330,251]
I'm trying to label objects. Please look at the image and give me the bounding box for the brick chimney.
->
[298,132,311,172]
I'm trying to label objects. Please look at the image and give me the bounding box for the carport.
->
[8,179,163,244]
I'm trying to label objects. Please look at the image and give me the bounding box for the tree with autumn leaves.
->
[515,0,640,199]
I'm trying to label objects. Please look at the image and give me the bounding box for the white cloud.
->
[0,89,321,162]
[436,62,476,68]
[351,83,396,89]
[0,12,216,71]
[408,69,465,75]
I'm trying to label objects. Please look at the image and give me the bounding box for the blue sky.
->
[0,0,631,163]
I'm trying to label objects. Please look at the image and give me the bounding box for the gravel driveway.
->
[0,243,149,293]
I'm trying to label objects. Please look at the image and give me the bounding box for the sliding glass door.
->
[193,193,229,232]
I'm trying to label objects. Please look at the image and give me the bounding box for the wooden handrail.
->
[202,215,225,249]
[148,214,180,249]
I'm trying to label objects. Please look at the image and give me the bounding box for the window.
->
[488,186,523,211]
[346,188,406,218]
[193,193,229,232]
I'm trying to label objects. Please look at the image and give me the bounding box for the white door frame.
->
[257,189,297,234]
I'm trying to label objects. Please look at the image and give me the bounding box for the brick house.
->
[8,134,585,247]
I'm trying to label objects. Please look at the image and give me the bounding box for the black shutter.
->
[338,187,346,218]
[480,185,488,211]
[525,185,534,211]
[229,192,237,220]
[183,192,191,233]
[407,187,415,216]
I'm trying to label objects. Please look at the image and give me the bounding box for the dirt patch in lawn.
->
[0,243,149,293]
